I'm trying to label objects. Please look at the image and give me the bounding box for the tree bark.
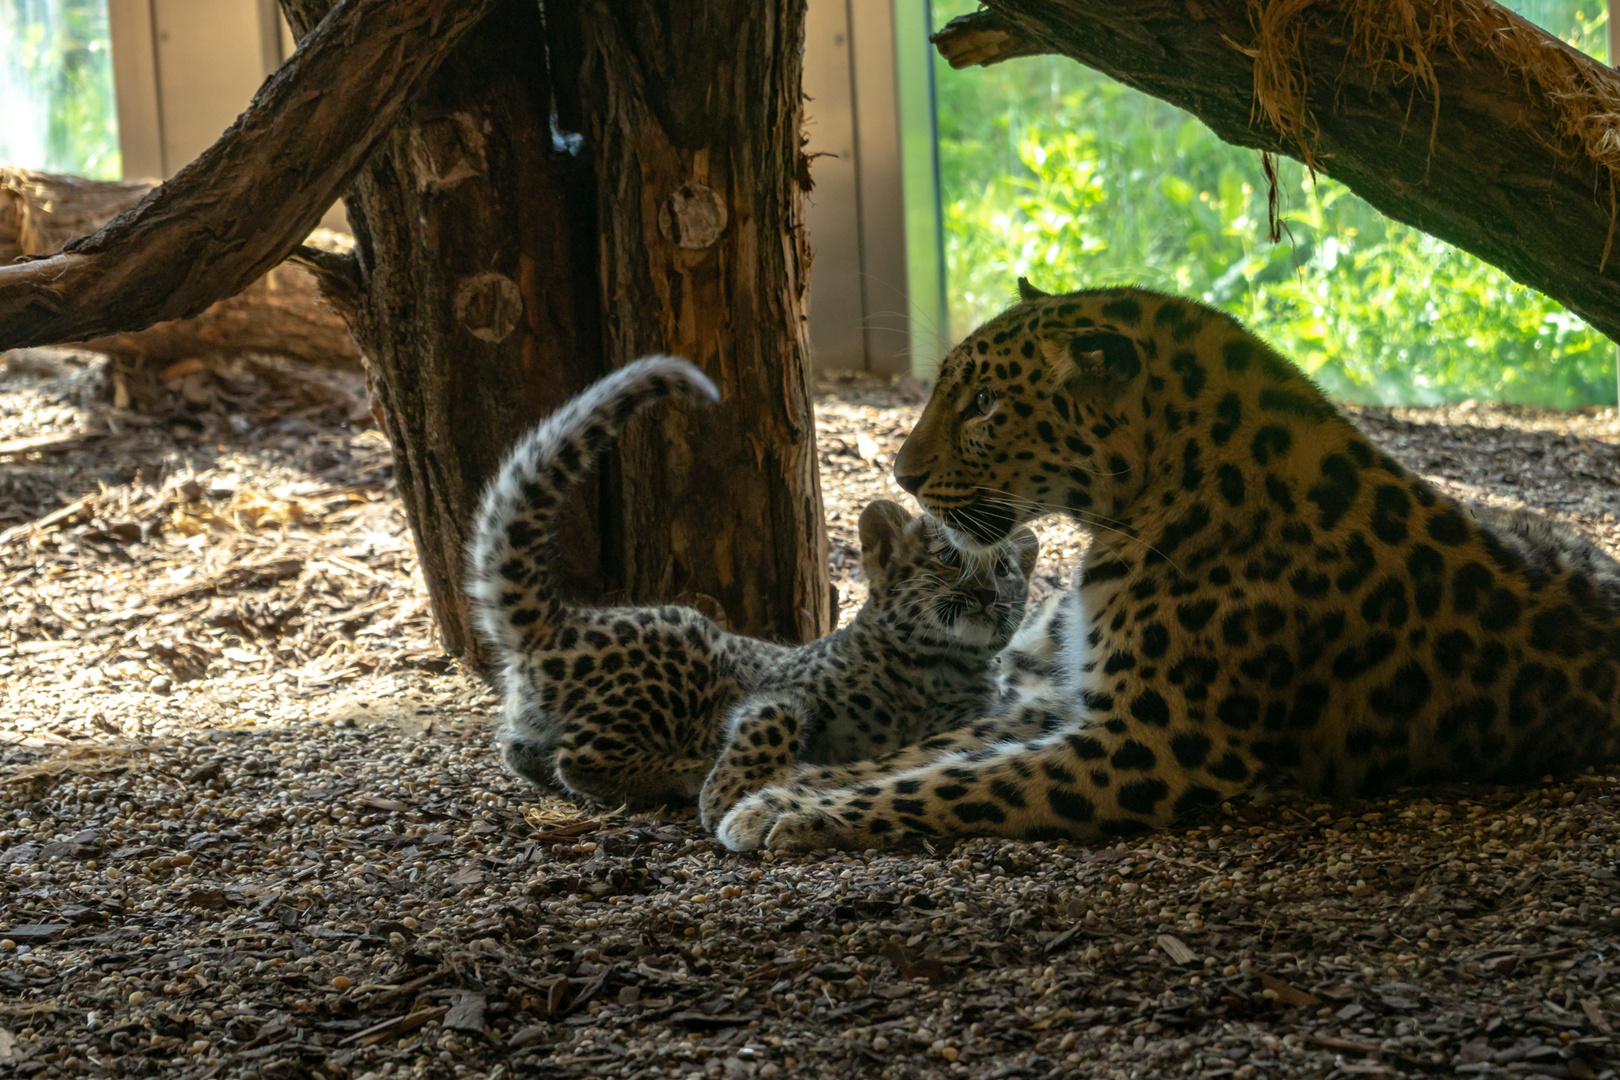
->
[277,0,831,662]
[278,0,614,665]
[579,2,830,642]
[0,0,499,349]
[935,0,1620,344]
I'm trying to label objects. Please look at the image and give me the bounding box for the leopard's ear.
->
[1017,277,1052,303]
[1040,330,1141,395]
[1008,526,1040,580]
[858,499,913,578]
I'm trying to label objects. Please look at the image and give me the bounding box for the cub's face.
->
[892,290,1152,548]
[857,499,1038,653]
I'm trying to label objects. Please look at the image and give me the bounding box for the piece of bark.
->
[0,0,500,350]
[934,0,1620,344]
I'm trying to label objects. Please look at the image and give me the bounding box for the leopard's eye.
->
[934,544,962,568]
[996,559,1014,579]
[972,388,996,415]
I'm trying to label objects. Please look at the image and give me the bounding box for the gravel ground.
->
[1,354,1618,1080]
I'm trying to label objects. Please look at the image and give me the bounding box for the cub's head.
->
[893,279,1164,547]
[855,499,1038,653]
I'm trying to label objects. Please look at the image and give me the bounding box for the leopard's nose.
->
[973,587,998,610]
[896,471,929,496]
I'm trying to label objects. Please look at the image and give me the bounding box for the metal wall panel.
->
[801,0,868,373]
[151,0,267,173]
[106,0,163,180]
[847,0,913,375]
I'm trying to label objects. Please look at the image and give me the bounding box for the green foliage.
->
[932,0,1613,406]
[0,0,121,180]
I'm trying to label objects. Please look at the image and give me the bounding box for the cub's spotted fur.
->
[699,499,1037,831]
[466,357,1038,812]
[720,283,1620,850]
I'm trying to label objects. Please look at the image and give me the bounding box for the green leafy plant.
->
[0,0,121,180]
[933,0,1612,406]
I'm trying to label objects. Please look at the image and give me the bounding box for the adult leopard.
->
[719,281,1620,850]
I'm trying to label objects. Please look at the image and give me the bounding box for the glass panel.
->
[0,0,121,179]
[932,0,1611,406]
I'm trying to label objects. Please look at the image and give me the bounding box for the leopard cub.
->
[698,497,1038,830]
[466,356,1038,817]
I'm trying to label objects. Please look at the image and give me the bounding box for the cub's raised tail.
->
[466,356,719,664]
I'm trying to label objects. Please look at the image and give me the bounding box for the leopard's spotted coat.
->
[720,283,1620,850]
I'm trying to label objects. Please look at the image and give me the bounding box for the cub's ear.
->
[1008,526,1040,580]
[1017,277,1052,303]
[858,499,914,578]
[1039,330,1141,395]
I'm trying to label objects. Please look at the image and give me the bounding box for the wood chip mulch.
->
[0,353,1617,1080]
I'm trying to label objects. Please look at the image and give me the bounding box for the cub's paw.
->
[499,736,562,792]
[698,769,749,833]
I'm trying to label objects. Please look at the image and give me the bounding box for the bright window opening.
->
[0,0,121,179]
[931,0,1611,406]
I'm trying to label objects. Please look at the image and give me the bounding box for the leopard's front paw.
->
[761,807,859,851]
[716,787,806,851]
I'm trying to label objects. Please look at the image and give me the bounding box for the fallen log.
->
[934,0,1620,344]
[0,166,360,370]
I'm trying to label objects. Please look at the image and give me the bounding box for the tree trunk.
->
[0,167,153,257]
[278,0,831,662]
[935,0,1620,345]
[277,0,615,666]
[579,2,830,642]
[77,261,361,371]
[0,166,360,371]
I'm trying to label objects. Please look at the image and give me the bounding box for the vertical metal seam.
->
[146,0,167,175]
[843,0,870,372]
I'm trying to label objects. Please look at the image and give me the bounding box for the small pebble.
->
[331,976,352,991]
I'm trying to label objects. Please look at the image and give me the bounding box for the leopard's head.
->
[893,279,1160,548]
[855,499,1037,653]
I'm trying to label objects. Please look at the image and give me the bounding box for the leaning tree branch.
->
[0,0,498,350]
[1,167,361,369]
[936,0,1620,344]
